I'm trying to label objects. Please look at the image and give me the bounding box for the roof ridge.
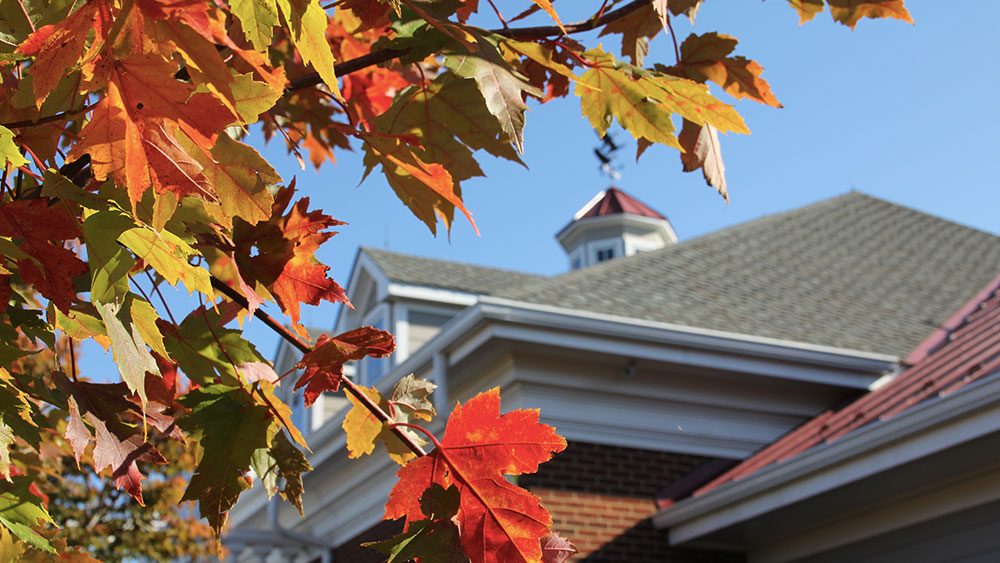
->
[360,246,548,278]
[509,191,869,299]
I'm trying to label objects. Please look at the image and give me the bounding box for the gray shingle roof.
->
[362,193,1000,358]
[361,246,544,296]
[505,192,1000,357]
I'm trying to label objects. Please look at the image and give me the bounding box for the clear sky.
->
[78,1,1000,377]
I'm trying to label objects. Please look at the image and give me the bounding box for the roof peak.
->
[572,187,666,222]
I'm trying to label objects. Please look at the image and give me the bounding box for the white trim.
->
[654,374,1000,541]
[386,282,479,306]
[334,249,391,333]
[393,302,409,360]
[474,297,898,371]
[571,190,608,221]
[558,213,679,249]
[432,353,449,418]
[586,235,624,266]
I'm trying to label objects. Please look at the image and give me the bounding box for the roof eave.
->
[653,371,1000,541]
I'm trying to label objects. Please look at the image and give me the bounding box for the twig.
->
[286,0,651,91]
[209,277,428,457]
[0,103,95,130]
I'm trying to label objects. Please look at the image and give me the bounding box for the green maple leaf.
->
[365,484,467,563]
[0,370,40,469]
[251,431,311,515]
[577,46,747,152]
[161,306,269,386]
[445,33,543,154]
[96,301,160,413]
[231,73,284,124]
[180,385,275,533]
[0,477,55,554]
[119,226,213,296]
[179,133,280,226]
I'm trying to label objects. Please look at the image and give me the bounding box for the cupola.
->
[556,187,677,270]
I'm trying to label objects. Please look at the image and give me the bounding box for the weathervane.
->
[594,133,624,182]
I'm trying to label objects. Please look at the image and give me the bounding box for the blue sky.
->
[78,1,1000,377]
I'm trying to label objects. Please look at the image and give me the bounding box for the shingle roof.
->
[505,192,1000,357]
[361,246,544,296]
[694,273,1000,496]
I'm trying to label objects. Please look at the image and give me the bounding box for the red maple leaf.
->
[294,327,394,407]
[0,199,87,312]
[384,388,567,563]
[224,185,350,335]
[88,413,167,506]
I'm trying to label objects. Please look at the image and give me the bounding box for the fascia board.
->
[474,297,898,375]
[385,282,480,306]
[334,249,392,333]
[653,372,1000,540]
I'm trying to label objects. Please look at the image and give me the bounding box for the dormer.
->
[556,187,677,270]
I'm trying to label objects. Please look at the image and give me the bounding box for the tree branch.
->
[287,0,651,91]
[1,104,94,130]
[209,277,428,457]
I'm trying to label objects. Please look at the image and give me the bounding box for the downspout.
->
[267,496,334,563]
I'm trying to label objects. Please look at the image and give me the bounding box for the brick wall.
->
[337,441,743,562]
[332,518,403,563]
[522,441,744,563]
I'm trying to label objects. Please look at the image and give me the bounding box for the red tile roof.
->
[575,187,665,221]
[694,272,1000,496]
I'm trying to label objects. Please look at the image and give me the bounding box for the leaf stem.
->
[15,0,35,33]
[144,270,178,326]
[388,422,441,451]
[664,10,681,65]
[197,294,243,383]
[69,337,77,382]
[485,0,508,29]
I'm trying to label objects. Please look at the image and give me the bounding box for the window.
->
[571,256,583,270]
[361,316,388,385]
[596,247,615,263]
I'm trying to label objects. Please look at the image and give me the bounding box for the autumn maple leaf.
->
[220,185,351,336]
[384,388,567,563]
[0,199,88,313]
[294,327,395,406]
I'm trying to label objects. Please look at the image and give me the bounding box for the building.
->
[225,190,1000,562]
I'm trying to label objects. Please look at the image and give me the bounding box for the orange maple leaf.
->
[294,327,394,406]
[384,388,567,563]
[15,2,100,108]
[68,53,235,208]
